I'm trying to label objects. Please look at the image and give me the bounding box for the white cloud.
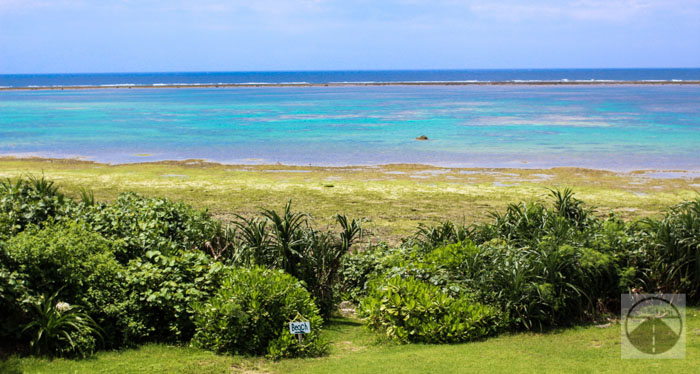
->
[468,0,700,22]
[0,0,85,13]
[3,0,699,22]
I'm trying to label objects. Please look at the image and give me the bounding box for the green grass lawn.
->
[15,308,700,374]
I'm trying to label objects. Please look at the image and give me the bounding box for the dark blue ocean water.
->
[1,69,700,88]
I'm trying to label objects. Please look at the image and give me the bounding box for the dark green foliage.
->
[0,265,33,344]
[218,202,362,317]
[1,221,126,349]
[78,187,95,207]
[21,291,102,358]
[82,192,217,262]
[411,221,470,249]
[121,251,229,343]
[2,221,121,303]
[3,177,700,356]
[472,188,595,247]
[359,276,503,343]
[636,198,700,301]
[346,190,628,332]
[192,267,328,359]
[0,176,77,239]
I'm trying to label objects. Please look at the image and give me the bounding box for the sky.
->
[0,0,699,73]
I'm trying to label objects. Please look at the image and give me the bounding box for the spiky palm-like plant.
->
[22,291,102,358]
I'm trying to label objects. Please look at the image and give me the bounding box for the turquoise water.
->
[1,85,699,170]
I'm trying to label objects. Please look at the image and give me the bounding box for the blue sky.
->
[1,0,699,73]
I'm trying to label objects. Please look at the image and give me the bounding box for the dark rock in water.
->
[415,135,429,140]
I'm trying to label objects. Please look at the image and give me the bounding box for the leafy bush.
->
[359,276,503,343]
[1,221,131,350]
[21,291,101,358]
[192,267,328,359]
[82,192,216,262]
[0,176,77,239]
[121,251,228,343]
[0,265,33,344]
[351,238,620,331]
[338,244,392,303]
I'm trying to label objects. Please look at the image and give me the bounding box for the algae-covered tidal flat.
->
[2,157,697,242]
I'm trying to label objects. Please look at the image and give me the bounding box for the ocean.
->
[1,69,699,170]
[2,69,700,88]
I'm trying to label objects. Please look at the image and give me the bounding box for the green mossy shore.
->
[1,157,697,242]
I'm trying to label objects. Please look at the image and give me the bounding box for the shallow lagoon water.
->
[1,85,699,170]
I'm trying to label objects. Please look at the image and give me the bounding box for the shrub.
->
[1,221,126,349]
[472,189,596,247]
[2,221,123,306]
[410,221,470,249]
[192,267,328,359]
[0,176,77,238]
[0,265,33,344]
[82,192,216,262]
[121,251,228,343]
[359,276,503,343]
[338,244,391,303]
[224,202,361,317]
[636,198,700,301]
[352,238,620,332]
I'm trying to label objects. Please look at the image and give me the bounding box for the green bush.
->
[472,189,596,247]
[637,198,700,301]
[2,221,124,307]
[359,276,503,343]
[1,221,127,349]
[338,245,391,303]
[0,265,33,344]
[224,202,361,317]
[83,192,216,262]
[121,251,228,343]
[192,267,328,359]
[351,238,620,331]
[0,176,77,239]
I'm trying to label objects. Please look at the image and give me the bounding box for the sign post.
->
[289,321,311,344]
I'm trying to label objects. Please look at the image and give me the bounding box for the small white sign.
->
[289,321,311,334]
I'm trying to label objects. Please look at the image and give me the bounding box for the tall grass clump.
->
[636,197,700,301]
[207,202,362,317]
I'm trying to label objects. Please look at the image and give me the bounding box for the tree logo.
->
[621,294,685,359]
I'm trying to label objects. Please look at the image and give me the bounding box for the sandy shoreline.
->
[2,80,700,91]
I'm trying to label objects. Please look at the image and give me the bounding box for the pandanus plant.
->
[205,201,363,317]
[22,290,102,358]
